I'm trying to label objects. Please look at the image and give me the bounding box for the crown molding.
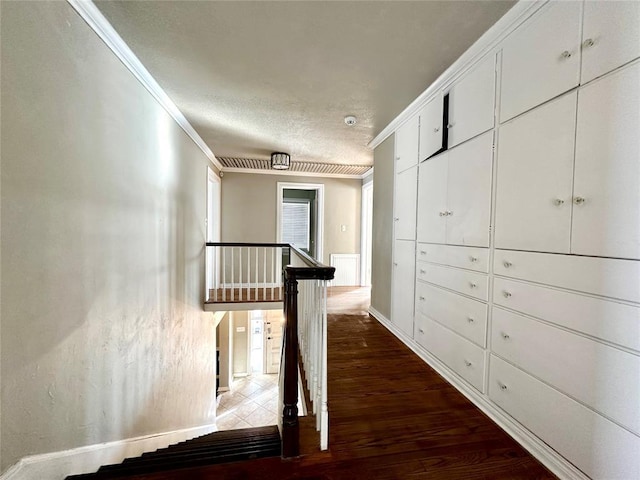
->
[220,167,370,180]
[369,0,547,150]
[66,0,223,171]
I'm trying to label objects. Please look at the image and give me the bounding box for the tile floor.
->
[216,373,279,431]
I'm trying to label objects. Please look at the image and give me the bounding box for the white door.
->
[581,1,640,84]
[495,92,577,253]
[572,62,640,260]
[395,116,419,173]
[447,54,496,148]
[419,93,445,161]
[500,1,581,122]
[392,239,415,337]
[446,131,493,247]
[264,310,284,374]
[416,152,448,244]
[394,165,418,240]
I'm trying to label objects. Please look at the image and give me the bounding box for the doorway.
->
[361,181,373,286]
[277,182,324,261]
[249,309,284,375]
[206,168,221,293]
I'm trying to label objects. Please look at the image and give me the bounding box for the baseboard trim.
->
[0,423,217,480]
[367,308,588,480]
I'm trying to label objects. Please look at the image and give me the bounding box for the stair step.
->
[135,436,279,460]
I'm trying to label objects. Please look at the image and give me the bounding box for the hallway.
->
[126,287,554,479]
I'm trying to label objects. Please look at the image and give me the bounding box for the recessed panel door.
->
[416,152,448,244]
[392,239,415,337]
[394,166,418,240]
[395,115,419,173]
[419,93,445,161]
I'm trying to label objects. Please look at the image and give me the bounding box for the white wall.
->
[0,1,217,472]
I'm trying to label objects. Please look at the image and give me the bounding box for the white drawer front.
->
[415,282,487,347]
[492,307,640,436]
[415,314,485,392]
[416,243,489,273]
[494,249,640,303]
[494,277,640,353]
[490,355,640,480]
[416,262,488,301]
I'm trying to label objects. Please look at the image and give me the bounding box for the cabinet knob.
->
[418,328,424,334]
[498,382,508,391]
[560,50,572,59]
[447,211,453,216]
[396,156,401,160]
[433,127,440,133]
[503,261,512,268]
[420,269,426,274]
[420,250,427,255]
[439,211,447,217]
[447,122,455,129]
[419,296,425,301]
[469,282,477,289]
[503,291,512,298]
[501,332,510,340]
[394,217,400,221]
[464,360,472,367]
[394,262,398,266]
[470,256,478,263]
[553,198,565,206]
[573,196,586,205]
[467,316,475,323]
[582,38,595,48]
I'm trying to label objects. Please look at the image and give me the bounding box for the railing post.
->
[282,271,299,458]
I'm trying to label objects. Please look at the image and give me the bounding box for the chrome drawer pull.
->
[503,291,512,298]
[501,333,510,340]
[498,382,508,391]
[503,261,512,268]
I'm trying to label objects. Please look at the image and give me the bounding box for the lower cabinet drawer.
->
[416,243,489,273]
[492,307,640,436]
[415,313,485,392]
[494,277,640,353]
[489,355,640,480]
[416,262,488,301]
[415,281,487,347]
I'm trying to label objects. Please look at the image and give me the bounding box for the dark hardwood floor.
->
[124,287,556,479]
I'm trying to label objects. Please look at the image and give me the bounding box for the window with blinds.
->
[282,201,310,250]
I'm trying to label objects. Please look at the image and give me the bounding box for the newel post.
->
[282,271,299,458]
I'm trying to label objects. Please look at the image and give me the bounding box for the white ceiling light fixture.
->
[344,115,357,126]
[271,152,291,170]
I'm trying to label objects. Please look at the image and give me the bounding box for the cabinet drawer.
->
[492,307,640,436]
[494,249,640,303]
[415,282,487,347]
[417,243,488,273]
[489,355,640,480]
[417,262,488,301]
[415,314,485,392]
[494,277,640,353]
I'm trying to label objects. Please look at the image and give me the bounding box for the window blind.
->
[282,201,310,250]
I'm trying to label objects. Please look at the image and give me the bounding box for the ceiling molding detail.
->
[369,0,546,149]
[218,158,372,178]
[66,0,224,171]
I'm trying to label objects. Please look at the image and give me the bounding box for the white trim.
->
[368,0,546,149]
[361,167,374,181]
[276,182,325,262]
[360,182,373,287]
[66,0,223,171]
[367,307,588,480]
[220,167,367,180]
[0,423,217,480]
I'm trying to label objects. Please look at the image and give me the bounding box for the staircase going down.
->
[66,426,281,479]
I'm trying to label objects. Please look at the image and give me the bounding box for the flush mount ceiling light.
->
[271,152,291,170]
[344,115,357,126]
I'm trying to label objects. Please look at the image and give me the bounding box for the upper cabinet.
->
[394,165,418,241]
[418,93,447,161]
[447,55,496,148]
[500,1,582,122]
[581,1,640,84]
[395,115,419,173]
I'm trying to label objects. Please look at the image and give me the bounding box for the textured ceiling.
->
[95,0,515,169]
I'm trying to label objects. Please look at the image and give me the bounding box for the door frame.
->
[360,180,374,286]
[206,167,221,294]
[276,182,325,262]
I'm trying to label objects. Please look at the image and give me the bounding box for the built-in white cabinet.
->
[581,0,640,84]
[418,93,445,161]
[572,62,640,260]
[392,240,415,337]
[418,132,492,247]
[447,55,495,148]
[500,1,582,122]
[495,92,577,253]
[394,165,417,240]
[395,115,419,173]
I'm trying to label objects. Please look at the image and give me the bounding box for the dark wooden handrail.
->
[206,241,334,457]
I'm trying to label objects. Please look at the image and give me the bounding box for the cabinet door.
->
[581,1,640,84]
[419,93,445,161]
[572,62,640,260]
[447,55,495,148]
[416,152,447,244]
[394,166,417,240]
[446,131,493,247]
[392,239,415,337]
[500,1,581,122]
[395,115,419,173]
[495,92,577,253]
